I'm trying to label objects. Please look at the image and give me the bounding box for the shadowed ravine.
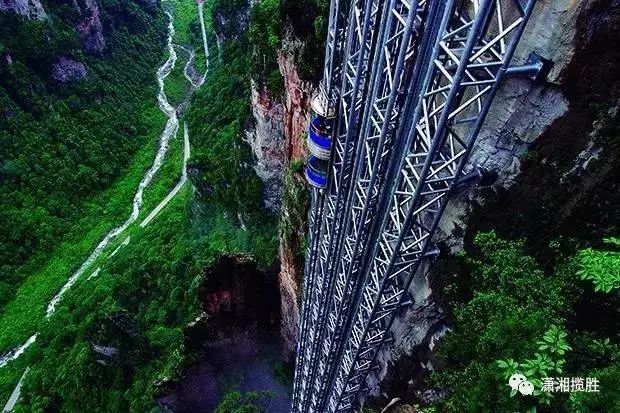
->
[158,256,293,412]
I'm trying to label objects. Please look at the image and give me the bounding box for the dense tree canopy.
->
[431,232,620,413]
[0,2,166,309]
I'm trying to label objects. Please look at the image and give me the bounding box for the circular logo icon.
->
[508,373,527,391]
[518,380,535,395]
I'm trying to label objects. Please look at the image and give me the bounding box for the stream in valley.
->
[0,11,182,372]
[46,10,181,318]
[2,6,205,411]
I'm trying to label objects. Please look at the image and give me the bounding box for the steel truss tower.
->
[293,1,540,412]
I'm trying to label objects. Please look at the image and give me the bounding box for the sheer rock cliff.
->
[276,44,313,359]
[246,82,286,211]
[74,0,105,53]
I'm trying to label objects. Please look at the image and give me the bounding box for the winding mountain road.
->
[140,121,191,228]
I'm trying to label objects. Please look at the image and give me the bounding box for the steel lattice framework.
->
[293,1,539,412]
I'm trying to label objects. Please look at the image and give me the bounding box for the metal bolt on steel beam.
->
[506,52,553,82]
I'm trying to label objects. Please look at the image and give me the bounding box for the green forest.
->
[429,233,620,413]
[0,1,166,314]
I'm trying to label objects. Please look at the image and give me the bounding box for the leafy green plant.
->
[215,391,272,413]
[497,358,521,380]
[496,325,569,405]
[577,237,620,292]
[521,352,556,378]
[538,324,572,356]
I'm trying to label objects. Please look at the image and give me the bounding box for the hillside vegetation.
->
[0,3,166,310]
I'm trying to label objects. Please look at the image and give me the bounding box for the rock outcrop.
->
[279,45,313,162]
[212,0,252,57]
[246,82,286,211]
[0,0,46,19]
[52,57,87,83]
[278,237,301,358]
[245,37,314,212]
[74,0,105,53]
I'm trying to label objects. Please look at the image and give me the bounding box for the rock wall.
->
[207,0,311,357]
[74,0,105,53]
[279,44,313,163]
[246,82,286,211]
[212,0,253,57]
[52,56,87,83]
[373,0,620,405]
[278,231,302,358]
[277,41,313,358]
[244,29,313,357]
[0,0,46,19]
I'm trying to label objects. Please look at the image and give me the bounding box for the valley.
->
[0,0,210,408]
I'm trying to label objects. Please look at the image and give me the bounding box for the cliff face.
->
[212,0,252,56]
[245,39,314,211]
[243,28,312,355]
[375,0,620,404]
[204,0,309,357]
[275,41,314,358]
[278,46,313,163]
[0,0,46,19]
[246,82,286,211]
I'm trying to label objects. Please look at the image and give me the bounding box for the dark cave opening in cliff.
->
[158,255,293,413]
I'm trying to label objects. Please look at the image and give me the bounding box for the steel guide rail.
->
[327,1,538,411]
[316,0,430,411]
[303,0,384,410]
[292,0,351,410]
[291,188,322,410]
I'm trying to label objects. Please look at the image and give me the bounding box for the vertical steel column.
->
[317,0,429,411]
[303,0,384,410]
[292,0,350,410]
[291,187,322,411]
